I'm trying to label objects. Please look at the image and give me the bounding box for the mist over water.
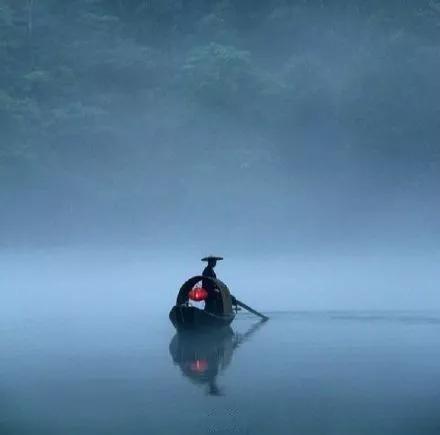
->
[2,1,440,433]
[2,249,440,313]
[2,250,440,433]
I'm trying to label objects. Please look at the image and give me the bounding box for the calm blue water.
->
[2,307,439,434]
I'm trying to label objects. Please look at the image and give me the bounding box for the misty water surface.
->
[1,251,440,434]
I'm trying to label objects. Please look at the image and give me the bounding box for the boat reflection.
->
[169,320,266,396]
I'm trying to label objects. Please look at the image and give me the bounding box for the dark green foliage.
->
[1,0,439,245]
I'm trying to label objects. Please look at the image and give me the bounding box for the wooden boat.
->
[169,275,235,331]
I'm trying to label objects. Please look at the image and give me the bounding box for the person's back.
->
[201,256,222,314]
[202,263,216,281]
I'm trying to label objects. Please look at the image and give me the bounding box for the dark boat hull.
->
[169,305,235,331]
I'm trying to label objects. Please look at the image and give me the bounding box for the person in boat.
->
[202,256,223,314]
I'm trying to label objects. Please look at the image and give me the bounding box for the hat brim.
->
[201,256,224,262]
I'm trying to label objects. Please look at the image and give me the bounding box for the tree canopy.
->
[1,0,439,247]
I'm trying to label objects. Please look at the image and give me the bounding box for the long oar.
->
[233,298,269,321]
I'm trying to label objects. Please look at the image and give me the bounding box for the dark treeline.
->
[1,0,439,249]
